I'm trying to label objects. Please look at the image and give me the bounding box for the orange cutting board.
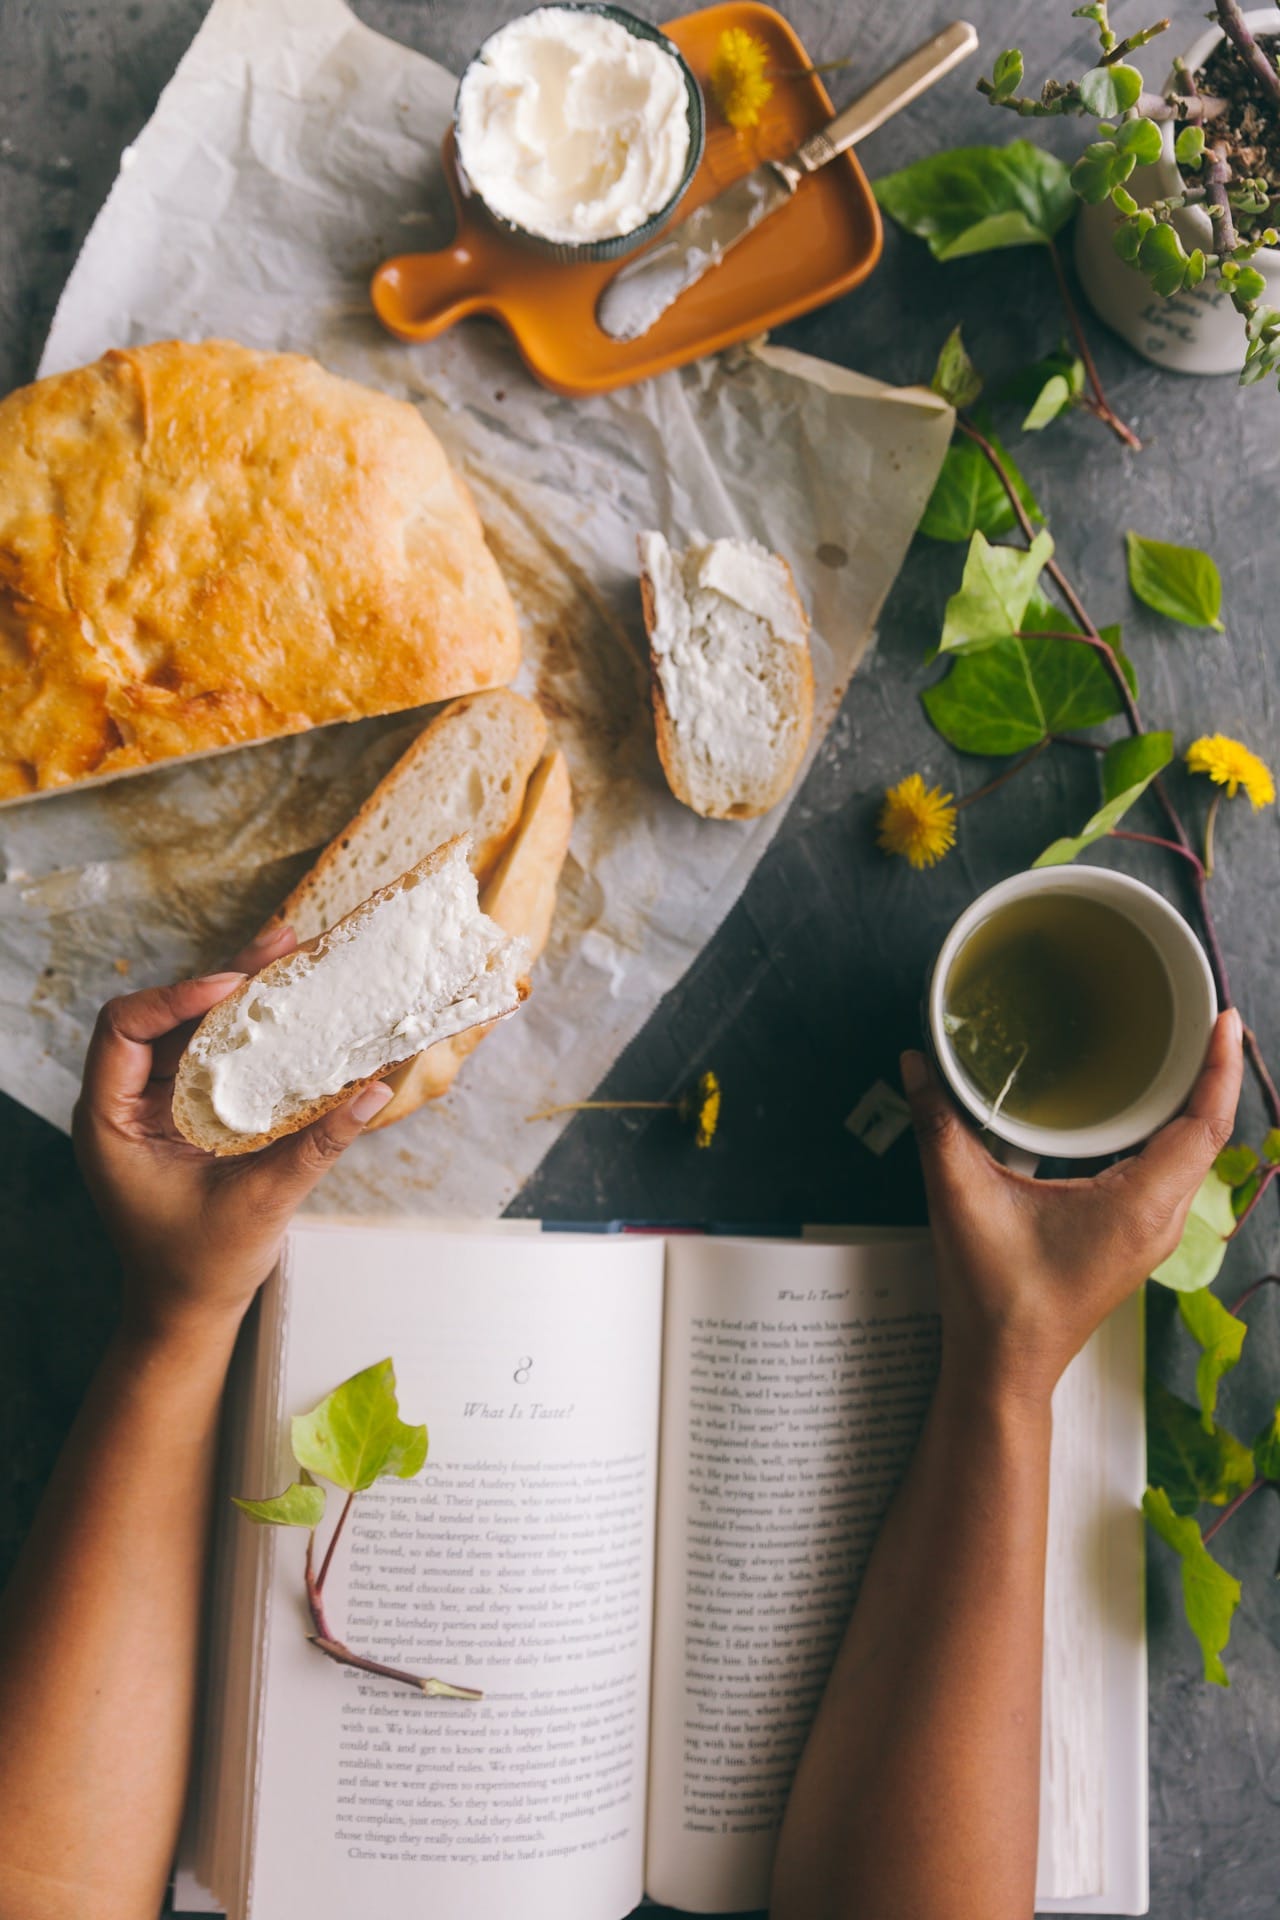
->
[370,2,882,395]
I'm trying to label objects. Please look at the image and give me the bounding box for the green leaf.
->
[1143,1485,1241,1685]
[1126,531,1225,631]
[997,349,1084,430]
[1215,1144,1260,1187]
[291,1357,429,1494]
[232,1476,327,1529]
[1146,1377,1256,1512]
[1115,116,1162,164]
[1254,1406,1280,1481]
[1263,1128,1280,1164]
[1232,1171,1262,1220]
[923,598,1133,756]
[1231,263,1267,305]
[989,47,1024,102]
[937,530,1055,656]
[1178,1288,1248,1431]
[1078,62,1143,116]
[1022,374,1071,431]
[1072,139,1135,203]
[930,325,984,410]
[1114,208,1155,262]
[1138,220,1193,295]
[1151,1170,1237,1292]
[874,141,1075,260]
[918,425,1042,543]
[1175,124,1206,169]
[1034,729,1173,866]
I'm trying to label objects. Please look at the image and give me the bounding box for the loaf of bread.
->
[264,687,572,1126]
[0,340,522,802]
[637,530,813,820]
[173,837,527,1156]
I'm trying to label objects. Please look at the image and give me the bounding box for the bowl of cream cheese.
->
[454,3,704,263]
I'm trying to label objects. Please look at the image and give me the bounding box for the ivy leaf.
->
[1254,1407,1280,1481]
[998,349,1085,431]
[923,597,1133,756]
[930,325,984,410]
[1146,1377,1256,1513]
[232,1474,327,1529]
[1178,1288,1248,1431]
[291,1357,429,1494]
[1078,61,1143,116]
[1216,1143,1260,1187]
[937,530,1055,656]
[1034,729,1172,866]
[1126,531,1225,631]
[919,425,1042,543]
[874,141,1075,259]
[1143,1486,1241,1686]
[1151,1169,1237,1293]
[1264,1128,1280,1164]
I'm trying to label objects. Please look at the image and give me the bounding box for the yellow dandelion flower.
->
[709,27,774,130]
[1186,734,1276,810]
[680,1070,721,1149]
[877,773,957,870]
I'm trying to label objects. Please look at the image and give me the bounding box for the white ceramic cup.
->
[928,866,1217,1161]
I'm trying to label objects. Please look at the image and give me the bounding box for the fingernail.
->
[249,922,293,950]
[900,1049,929,1095]
[1226,1006,1243,1044]
[351,1083,394,1123]
[195,970,246,989]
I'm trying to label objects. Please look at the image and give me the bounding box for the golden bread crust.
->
[0,340,521,799]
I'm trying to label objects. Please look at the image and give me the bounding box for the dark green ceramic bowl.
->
[454,3,705,264]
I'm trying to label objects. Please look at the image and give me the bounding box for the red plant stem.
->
[956,737,1050,809]
[1217,0,1280,101]
[1232,1272,1280,1315]
[304,1528,480,1698]
[1231,1162,1280,1233]
[1108,829,1205,875]
[1045,240,1143,449]
[316,1488,356,1594]
[956,417,1280,1129]
[1202,1475,1266,1544]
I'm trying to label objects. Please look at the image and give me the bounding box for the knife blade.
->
[596,20,979,343]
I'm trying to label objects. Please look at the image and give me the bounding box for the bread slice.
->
[268,690,548,945]
[637,530,813,821]
[366,748,573,1126]
[173,838,528,1156]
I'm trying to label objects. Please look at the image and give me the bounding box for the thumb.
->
[900,1049,984,1216]
[236,1081,393,1216]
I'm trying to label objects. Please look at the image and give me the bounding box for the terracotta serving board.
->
[370,1,883,394]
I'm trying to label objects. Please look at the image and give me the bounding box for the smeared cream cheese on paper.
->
[0,0,953,1218]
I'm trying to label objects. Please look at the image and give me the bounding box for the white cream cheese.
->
[640,530,809,812]
[191,842,526,1138]
[455,7,691,245]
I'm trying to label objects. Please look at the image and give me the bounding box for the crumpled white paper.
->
[3,0,952,1216]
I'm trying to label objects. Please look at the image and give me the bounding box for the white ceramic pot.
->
[1074,6,1280,374]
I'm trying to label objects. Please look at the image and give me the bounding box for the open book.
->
[177,1221,1147,1918]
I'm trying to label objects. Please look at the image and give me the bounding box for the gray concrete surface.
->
[2,2,1279,1914]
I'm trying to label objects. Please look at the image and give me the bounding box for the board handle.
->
[370,244,495,343]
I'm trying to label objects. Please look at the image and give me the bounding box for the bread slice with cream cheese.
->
[173,838,527,1156]
[638,530,813,820]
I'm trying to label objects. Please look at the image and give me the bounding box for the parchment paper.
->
[3,0,952,1215]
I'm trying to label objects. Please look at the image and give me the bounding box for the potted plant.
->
[982,1,1280,379]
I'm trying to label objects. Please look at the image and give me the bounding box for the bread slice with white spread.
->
[366,746,572,1125]
[173,837,528,1156]
[638,530,813,820]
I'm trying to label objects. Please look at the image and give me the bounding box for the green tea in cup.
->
[942,892,1175,1132]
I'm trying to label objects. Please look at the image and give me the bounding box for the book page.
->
[243,1224,665,1920]
[645,1236,938,1913]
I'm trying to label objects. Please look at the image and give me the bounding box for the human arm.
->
[0,929,392,1920]
[771,1008,1243,1920]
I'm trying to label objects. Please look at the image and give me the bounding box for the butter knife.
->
[596,21,979,343]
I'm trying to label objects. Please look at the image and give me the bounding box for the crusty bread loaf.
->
[367,747,573,1126]
[173,838,527,1156]
[268,690,548,944]
[638,530,813,821]
[0,340,522,802]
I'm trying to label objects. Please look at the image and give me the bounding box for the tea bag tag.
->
[987,1137,1040,1177]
